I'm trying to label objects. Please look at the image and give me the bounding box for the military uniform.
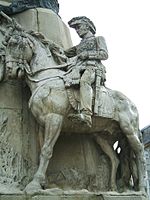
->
[65,35,108,125]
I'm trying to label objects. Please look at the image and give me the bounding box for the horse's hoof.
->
[24,180,42,194]
[110,186,117,192]
[139,187,146,193]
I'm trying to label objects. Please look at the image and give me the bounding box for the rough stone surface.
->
[0,193,148,200]
[0,1,146,198]
[0,0,59,15]
[0,5,72,190]
[102,194,148,200]
[47,135,110,191]
[12,8,72,49]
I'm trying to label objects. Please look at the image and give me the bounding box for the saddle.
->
[66,85,116,120]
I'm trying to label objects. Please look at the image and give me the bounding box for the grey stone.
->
[0,82,22,109]
[102,195,148,200]
[0,0,59,15]
[0,6,72,192]
[0,195,26,200]
[0,4,146,198]
[12,8,72,49]
[32,195,99,200]
[0,193,148,200]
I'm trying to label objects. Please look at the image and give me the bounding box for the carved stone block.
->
[12,8,72,49]
[47,135,110,191]
[0,194,148,200]
[102,194,148,200]
[0,82,22,109]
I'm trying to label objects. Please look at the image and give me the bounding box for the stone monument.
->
[0,1,148,199]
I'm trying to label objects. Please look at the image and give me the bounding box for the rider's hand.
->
[78,52,88,60]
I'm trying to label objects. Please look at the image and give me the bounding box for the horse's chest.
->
[29,83,69,117]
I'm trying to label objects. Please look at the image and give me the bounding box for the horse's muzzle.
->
[6,61,23,79]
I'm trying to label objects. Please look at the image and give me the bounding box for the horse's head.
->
[1,12,69,81]
[4,30,34,79]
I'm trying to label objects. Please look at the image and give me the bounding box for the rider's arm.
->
[88,49,108,60]
[64,46,77,58]
[88,36,108,60]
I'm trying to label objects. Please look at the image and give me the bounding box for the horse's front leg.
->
[24,113,63,193]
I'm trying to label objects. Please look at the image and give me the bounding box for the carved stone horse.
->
[0,19,145,193]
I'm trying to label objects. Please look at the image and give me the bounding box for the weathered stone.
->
[0,193,148,200]
[0,82,22,109]
[0,2,147,199]
[102,194,148,200]
[31,195,99,200]
[0,12,146,194]
[12,8,72,49]
[0,5,72,191]
[36,8,72,49]
[0,195,26,200]
[13,9,38,32]
[0,0,59,15]
[47,135,110,191]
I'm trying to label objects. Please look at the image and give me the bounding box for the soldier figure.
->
[65,16,108,127]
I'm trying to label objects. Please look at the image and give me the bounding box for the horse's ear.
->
[0,11,23,32]
[11,18,24,31]
[0,11,14,36]
[0,11,12,24]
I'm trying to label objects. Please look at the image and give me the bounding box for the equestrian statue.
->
[0,12,145,193]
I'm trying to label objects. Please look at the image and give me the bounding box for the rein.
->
[27,74,64,83]
[25,62,70,77]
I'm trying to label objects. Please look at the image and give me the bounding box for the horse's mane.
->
[27,30,50,47]
[26,30,67,65]
[27,30,63,51]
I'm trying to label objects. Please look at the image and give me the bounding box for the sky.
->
[59,0,150,129]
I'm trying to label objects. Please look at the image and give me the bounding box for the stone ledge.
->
[0,191,148,200]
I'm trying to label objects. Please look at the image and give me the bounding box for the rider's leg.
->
[79,67,95,126]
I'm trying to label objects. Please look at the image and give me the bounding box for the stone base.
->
[0,191,148,200]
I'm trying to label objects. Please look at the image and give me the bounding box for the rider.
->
[65,16,108,127]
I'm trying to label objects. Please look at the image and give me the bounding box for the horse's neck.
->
[26,68,66,95]
[25,39,66,93]
[30,42,57,74]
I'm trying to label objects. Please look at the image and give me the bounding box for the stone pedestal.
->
[0,192,148,200]
[13,8,72,49]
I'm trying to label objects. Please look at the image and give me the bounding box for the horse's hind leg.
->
[119,113,145,191]
[25,113,63,192]
[95,135,119,191]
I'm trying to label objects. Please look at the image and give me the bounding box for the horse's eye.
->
[10,39,17,45]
